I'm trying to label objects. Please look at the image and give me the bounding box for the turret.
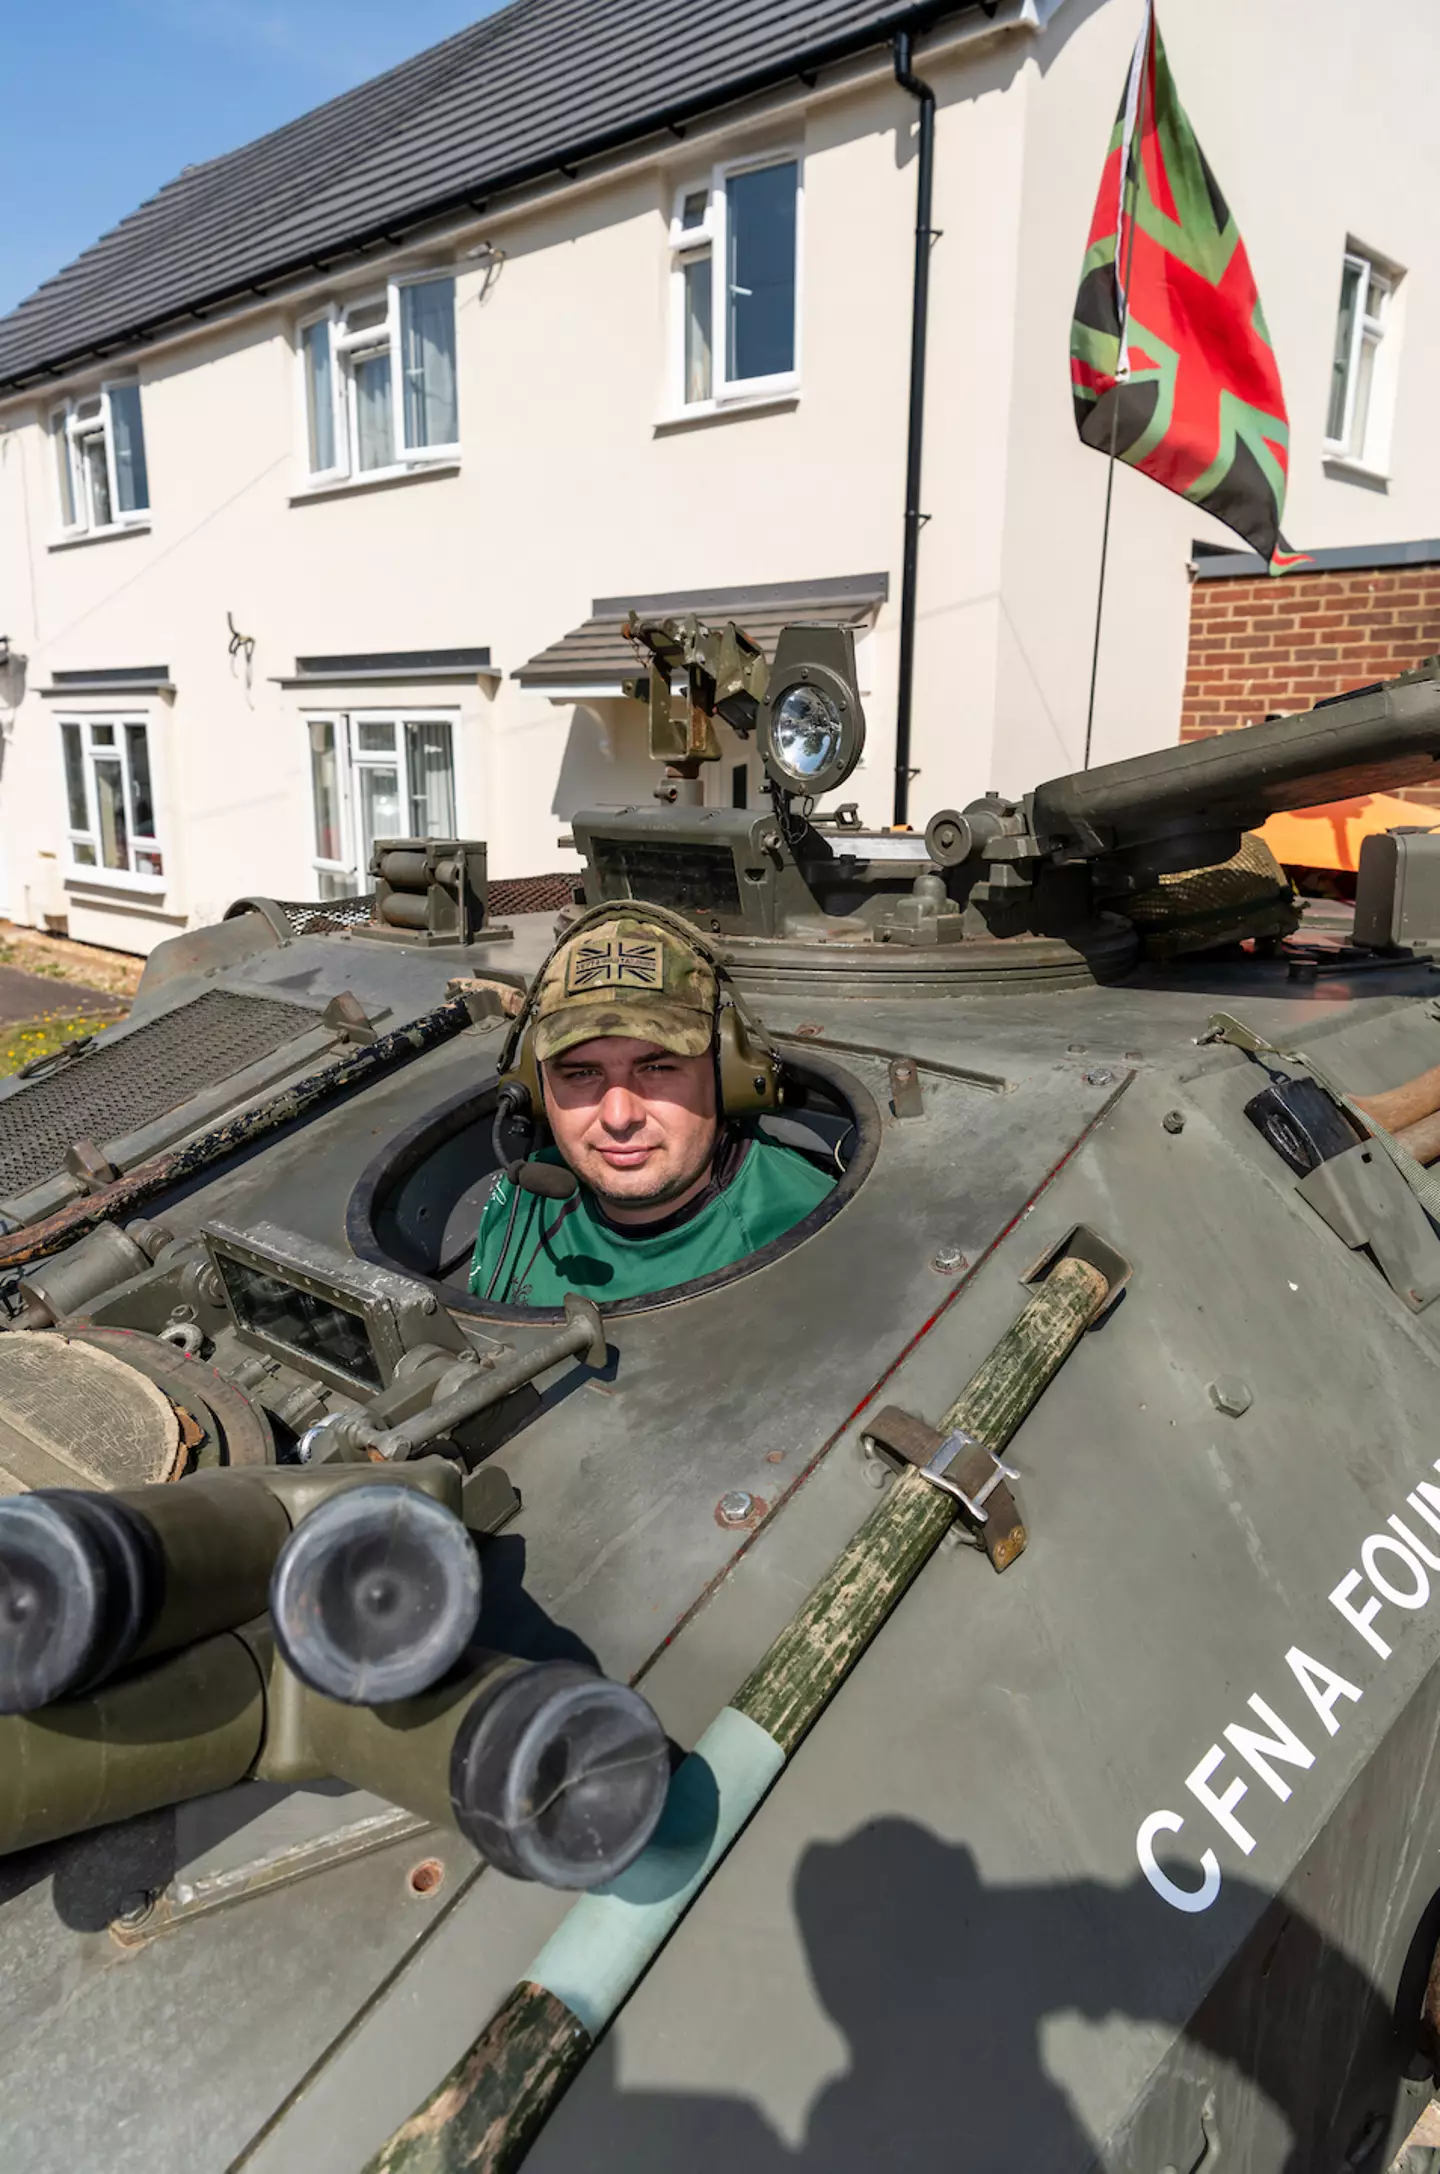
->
[583,620,1440,974]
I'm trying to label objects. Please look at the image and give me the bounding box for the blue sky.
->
[1,0,508,316]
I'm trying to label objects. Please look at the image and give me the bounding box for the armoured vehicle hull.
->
[5,670,1440,2173]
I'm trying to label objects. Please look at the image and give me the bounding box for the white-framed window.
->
[298,275,459,483]
[59,716,164,885]
[48,383,150,535]
[1325,247,1401,472]
[668,154,801,414]
[307,711,458,897]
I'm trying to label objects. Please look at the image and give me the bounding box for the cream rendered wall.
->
[0,425,45,928]
[898,32,1032,816]
[994,0,1440,796]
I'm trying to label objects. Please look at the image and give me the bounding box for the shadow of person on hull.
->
[527,1817,1436,2174]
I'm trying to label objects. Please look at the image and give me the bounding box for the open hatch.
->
[346,1052,877,1320]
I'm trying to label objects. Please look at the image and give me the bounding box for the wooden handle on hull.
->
[363,1254,1116,2174]
[1352,1063,1440,1133]
[1394,1107,1440,1167]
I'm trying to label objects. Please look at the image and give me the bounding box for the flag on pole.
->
[1069,1,1296,565]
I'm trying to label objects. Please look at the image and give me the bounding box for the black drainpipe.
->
[891,28,936,830]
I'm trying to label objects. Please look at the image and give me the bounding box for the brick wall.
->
[1181,564,1440,803]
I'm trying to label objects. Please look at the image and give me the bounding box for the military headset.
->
[476,903,784,1297]
[495,897,782,1147]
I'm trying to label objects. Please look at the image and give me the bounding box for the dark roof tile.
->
[0,0,967,390]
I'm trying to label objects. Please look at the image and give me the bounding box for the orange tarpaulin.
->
[1257,795,1437,873]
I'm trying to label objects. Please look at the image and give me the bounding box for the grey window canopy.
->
[43,666,174,699]
[276,647,498,688]
[513,571,888,695]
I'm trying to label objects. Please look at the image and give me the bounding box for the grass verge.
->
[0,1014,124,1081]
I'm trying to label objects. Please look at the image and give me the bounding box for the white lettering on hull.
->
[1136,1811,1222,1914]
[1136,1457,1440,1912]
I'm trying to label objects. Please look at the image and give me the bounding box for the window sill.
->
[1323,452,1391,489]
[48,521,152,553]
[290,460,460,505]
[65,868,168,898]
[653,392,799,437]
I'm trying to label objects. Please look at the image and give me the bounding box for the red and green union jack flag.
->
[1070,2,1297,566]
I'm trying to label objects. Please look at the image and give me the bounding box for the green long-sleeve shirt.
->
[468,1128,834,1307]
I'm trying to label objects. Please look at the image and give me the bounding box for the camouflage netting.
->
[1125,833,1300,961]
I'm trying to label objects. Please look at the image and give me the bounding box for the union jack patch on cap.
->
[563,937,663,994]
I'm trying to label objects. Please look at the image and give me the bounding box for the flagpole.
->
[1081,401,1123,772]
[1082,0,1152,771]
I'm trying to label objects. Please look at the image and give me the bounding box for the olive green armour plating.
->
[468,1136,835,1306]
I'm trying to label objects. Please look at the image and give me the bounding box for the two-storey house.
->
[1,0,1438,951]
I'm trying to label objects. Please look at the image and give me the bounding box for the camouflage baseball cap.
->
[531,911,718,1063]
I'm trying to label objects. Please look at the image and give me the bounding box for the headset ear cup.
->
[716,1002,780,1119]
[497,1030,542,1126]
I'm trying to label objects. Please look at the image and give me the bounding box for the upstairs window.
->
[670,156,800,413]
[307,712,457,897]
[60,718,163,882]
[1325,247,1401,473]
[299,276,458,483]
[49,384,150,535]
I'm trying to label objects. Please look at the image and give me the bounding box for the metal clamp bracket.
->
[922,1426,1019,1522]
[1021,1223,1132,1323]
[861,1403,1026,1571]
[1297,1139,1440,1311]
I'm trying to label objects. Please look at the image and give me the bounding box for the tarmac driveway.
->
[0,964,126,1023]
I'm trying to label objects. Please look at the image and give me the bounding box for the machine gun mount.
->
[595,623,1440,988]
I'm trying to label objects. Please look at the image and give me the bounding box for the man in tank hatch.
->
[470,903,835,1307]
